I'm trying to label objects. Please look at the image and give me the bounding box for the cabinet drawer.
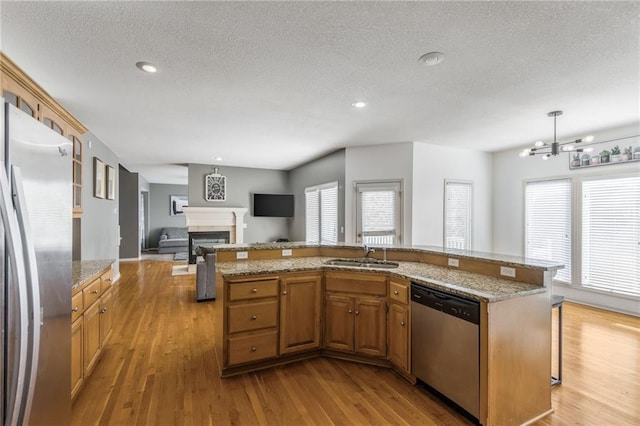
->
[227,330,278,366]
[228,279,278,301]
[389,281,409,305]
[325,274,386,296]
[228,300,278,334]
[83,278,101,307]
[71,292,84,322]
[100,269,113,292]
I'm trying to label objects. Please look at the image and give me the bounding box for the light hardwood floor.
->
[71,261,640,425]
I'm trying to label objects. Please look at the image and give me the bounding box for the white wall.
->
[345,143,413,244]
[412,142,493,251]
[492,123,640,314]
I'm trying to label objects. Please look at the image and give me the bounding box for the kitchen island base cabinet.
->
[83,301,102,376]
[324,271,387,358]
[388,303,410,372]
[280,273,322,355]
[71,317,84,400]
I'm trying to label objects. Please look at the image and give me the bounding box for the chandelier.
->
[519,111,594,160]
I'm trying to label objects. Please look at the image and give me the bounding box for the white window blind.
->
[444,180,473,250]
[356,181,401,245]
[581,176,640,297]
[525,179,572,283]
[320,185,338,244]
[305,189,320,244]
[305,182,338,244]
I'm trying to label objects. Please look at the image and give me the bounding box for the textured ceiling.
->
[1,1,639,184]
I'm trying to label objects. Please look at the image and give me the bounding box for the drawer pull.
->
[355,310,359,315]
[348,309,353,314]
[72,307,79,312]
[401,321,406,327]
[393,290,399,295]
[282,291,287,295]
[251,346,257,352]
[251,288,258,293]
[91,290,99,295]
[251,315,257,320]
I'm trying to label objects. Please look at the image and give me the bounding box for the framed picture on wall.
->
[170,195,188,216]
[106,165,116,200]
[93,157,105,199]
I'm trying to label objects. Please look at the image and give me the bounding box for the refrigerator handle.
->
[11,166,41,425]
[0,162,30,426]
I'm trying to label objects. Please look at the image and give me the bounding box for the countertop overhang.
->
[216,256,546,303]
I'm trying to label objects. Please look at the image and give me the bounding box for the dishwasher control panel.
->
[411,283,480,324]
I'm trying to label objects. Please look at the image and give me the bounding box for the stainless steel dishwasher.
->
[411,282,480,419]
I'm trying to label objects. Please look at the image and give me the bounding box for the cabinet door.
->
[280,274,322,355]
[354,298,386,357]
[99,288,113,347]
[324,294,354,352]
[83,302,101,376]
[1,76,39,119]
[71,317,84,400]
[388,302,410,372]
[40,103,67,135]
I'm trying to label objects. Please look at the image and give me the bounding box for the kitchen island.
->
[212,243,562,426]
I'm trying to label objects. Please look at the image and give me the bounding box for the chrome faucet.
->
[364,244,376,258]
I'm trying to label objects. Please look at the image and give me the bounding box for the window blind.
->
[444,180,473,250]
[305,189,320,244]
[305,182,338,244]
[525,179,572,283]
[582,176,640,297]
[320,185,338,244]
[356,181,401,245]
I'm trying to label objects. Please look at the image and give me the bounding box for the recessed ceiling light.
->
[214,156,223,162]
[418,52,445,66]
[136,61,157,73]
[352,101,367,108]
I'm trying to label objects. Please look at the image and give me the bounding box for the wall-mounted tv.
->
[253,193,294,217]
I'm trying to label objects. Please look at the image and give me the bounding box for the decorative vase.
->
[600,154,610,163]
[612,154,622,162]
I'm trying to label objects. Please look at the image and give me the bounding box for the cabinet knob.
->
[91,290,99,294]
[393,290,399,295]
[355,311,359,315]
[72,307,79,312]
[401,321,406,327]
[282,291,287,295]
[251,346,257,352]
[100,308,107,314]
[251,288,258,293]
[251,315,257,320]
[348,309,353,314]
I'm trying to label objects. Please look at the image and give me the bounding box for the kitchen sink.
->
[325,258,399,269]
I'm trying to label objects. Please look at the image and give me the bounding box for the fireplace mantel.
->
[182,207,248,244]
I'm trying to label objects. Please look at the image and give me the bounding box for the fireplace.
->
[188,231,230,264]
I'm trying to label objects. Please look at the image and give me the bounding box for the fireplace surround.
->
[188,231,230,264]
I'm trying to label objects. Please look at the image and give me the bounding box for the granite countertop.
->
[212,242,564,271]
[216,257,546,303]
[72,259,114,291]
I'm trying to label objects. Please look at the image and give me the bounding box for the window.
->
[355,181,402,245]
[581,176,640,297]
[525,179,572,283]
[444,180,473,250]
[305,182,338,244]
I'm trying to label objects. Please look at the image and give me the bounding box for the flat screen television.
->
[253,193,294,217]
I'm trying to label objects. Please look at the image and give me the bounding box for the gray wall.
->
[118,165,140,259]
[81,132,120,277]
[288,150,346,242]
[188,164,290,243]
[148,183,188,248]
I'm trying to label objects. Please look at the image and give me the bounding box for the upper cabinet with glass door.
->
[1,53,87,217]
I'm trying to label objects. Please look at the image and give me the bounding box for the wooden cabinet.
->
[388,278,411,373]
[280,273,322,355]
[324,272,387,358]
[225,276,279,367]
[1,53,87,217]
[71,266,114,400]
[70,317,84,400]
[83,301,101,376]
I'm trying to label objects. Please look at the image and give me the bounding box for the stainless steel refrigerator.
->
[1,100,71,425]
